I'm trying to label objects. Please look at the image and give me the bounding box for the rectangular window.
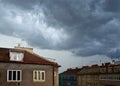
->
[7,70,22,82]
[9,51,24,61]
[8,71,12,80]
[13,71,16,80]
[41,72,45,80]
[17,71,20,80]
[33,70,45,82]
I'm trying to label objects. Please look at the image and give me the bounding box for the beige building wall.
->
[0,62,54,86]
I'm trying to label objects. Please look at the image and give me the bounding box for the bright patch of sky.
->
[0,34,111,72]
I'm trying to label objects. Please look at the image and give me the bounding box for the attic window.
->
[9,50,24,61]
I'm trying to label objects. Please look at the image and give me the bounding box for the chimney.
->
[102,63,104,67]
[82,66,89,69]
[105,62,110,66]
[92,64,98,67]
[75,67,78,69]
[105,62,110,73]
[14,45,33,53]
[112,60,115,64]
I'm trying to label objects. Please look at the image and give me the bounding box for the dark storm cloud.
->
[1,0,120,58]
[103,0,120,12]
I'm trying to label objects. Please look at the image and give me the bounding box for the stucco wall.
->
[0,62,54,86]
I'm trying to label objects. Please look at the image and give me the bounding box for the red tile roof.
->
[60,68,81,75]
[0,47,61,67]
[78,63,120,74]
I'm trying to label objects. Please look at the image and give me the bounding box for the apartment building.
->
[77,63,120,86]
[59,68,80,86]
[0,47,60,86]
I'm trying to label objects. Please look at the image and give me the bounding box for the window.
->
[9,51,24,61]
[94,75,98,80]
[7,70,22,82]
[33,70,45,82]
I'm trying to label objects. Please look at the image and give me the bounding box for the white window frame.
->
[7,70,22,82]
[9,51,24,61]
[33,70,45,82]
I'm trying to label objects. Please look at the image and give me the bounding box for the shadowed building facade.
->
[59,68,80,86]
[77,63,120,86]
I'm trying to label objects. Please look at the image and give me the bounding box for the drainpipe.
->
[53,66,54,86]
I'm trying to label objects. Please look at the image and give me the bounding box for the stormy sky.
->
[0,0,120,60]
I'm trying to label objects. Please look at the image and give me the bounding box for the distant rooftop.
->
[115,60,120,65]
[78,62,120,75]
[60,67,81,75]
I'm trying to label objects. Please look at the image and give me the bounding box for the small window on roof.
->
[9,50,24,61]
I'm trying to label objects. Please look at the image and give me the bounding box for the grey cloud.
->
[1,0,41,10]
[103,0,120,12]
[108,49,120,59]
[1,0,120,58]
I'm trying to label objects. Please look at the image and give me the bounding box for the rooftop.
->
[60,67,81,75]
[78,62,120,75]
[0,47,61,67]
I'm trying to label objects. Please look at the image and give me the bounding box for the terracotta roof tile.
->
[60,68,81,75]
[0,47,61,67]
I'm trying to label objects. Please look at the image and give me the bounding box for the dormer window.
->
[9,50,24,61]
